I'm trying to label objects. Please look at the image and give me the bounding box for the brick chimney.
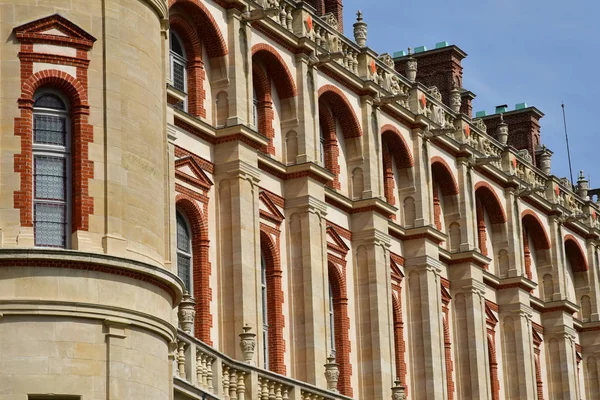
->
[306,0,344,32]
[394,44,467,108]
[478,104,544,167]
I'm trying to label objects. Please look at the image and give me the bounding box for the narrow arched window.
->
[33,92,70,248]
[319,125,326,166]
[253,87,259,128]
[170,31,187,110]
[328,281,336,356]
[176,211,192,291]
[261,252,269,369]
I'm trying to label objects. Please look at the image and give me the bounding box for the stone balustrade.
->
[174,329,354,400]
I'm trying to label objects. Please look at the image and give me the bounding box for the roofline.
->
[393,45,468,61]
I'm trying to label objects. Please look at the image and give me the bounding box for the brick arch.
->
[474,182,507,224]
[169,14,202,62]
[487,334,500,400]
[169,0,228,58]
[431,156,459,196]
[318,85,362,139]
[175,194,212,344]
[252,63,275,155]
[381,124,414,169]
[328,261,352,396]
[319,103,341,189]
[564,235,589,272]
[521,210,551,251]
[15,70,93,232]
[21,70,86,106]
[391,292,407,389]
[259,230,286,375]
[252,43,297,100]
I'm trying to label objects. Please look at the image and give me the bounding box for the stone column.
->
[403,245,445,400]
[352,209,394,399]
[226,9,251,126]
[455,158,476,251]
[498,288,537,398]
[358,97,379,199]
[409,129,431,227]
[214,140,261,361]
[294,54,317,163]
[285,178,328,387]
[448,263,490,398]
[542,311,580,399]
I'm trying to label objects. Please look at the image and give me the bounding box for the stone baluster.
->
[206,356,214,392]
[196,351,206,388]
[236,371,246,400]
[177,340,187,380]
[260,378,270,400]
[286,5,293,30]
[223,365,230,399]
[229,369,238,400]
[275,383,283,400]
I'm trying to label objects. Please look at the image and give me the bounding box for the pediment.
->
[440,284,452,303]
[485,304,498,325]
[390,253,405,280]
[175,156,213,191]
[326,226,350,254]
[14,14,96,49]
[532,329,543,346]
[259,191,284,224]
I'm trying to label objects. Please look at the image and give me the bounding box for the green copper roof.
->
[435,41,449,49]
[475,110,487,118]
[515,102,528,110]
[414,46,427,53]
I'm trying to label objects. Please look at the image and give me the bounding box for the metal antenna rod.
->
[561,102,574,188]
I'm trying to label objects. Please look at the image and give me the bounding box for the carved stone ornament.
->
[450,88,461,113]
[178,292,196,334]
[518,149,533,164]
[428,86,442,101]
[538,147,552,175]
[405,57,417,81]
[391,378,407,400]
[353,10,368,47]
[496,114,509,145]
[379,53,395,68]
[321,12,338,31]
[239,325,257,365]
[472,118,487,134]
[324,355,340,392]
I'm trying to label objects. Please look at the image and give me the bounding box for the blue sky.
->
[343,0,598,187]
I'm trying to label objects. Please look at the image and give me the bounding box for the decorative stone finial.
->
[537,145,553,175]
[239,324,257,365]
[577,170,589,199]
[324,354,340,393]
[353,10,368,47]
[177,292,196,334]
[391,378,407,400]
[450,87,462,113]
[405,53,417,82]
[496,113,509,145]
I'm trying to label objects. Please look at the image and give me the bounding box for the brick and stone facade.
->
[1,1,600,399]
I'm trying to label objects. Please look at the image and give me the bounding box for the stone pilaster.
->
[409,128,430,227]
[351,209,394,399]
[226,9,251,126]
[404,248,445,400]
[448,263,489,398]
[456,158,475,251]
[358,97,379,199]
[498,288,537,398]
[294,54,318,164]
[215,139,261,362]
[542,310,579,399]
[285,177,328,387]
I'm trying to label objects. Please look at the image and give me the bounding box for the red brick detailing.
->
[523,227,532,280]
[391,293,407,391]
[441,282,454,400]
[318,85,363,139]
[532,329,544,400]
[168,0,228,58]
[381,125,414,168]
[521,210,551,251]
[564,235,589,272]
[14,23,95,234]
[432,176,442,231]
[253,62,276,155]
[174,146,214,174]
[176,194,212,345]
[319,103,340,189]
[431,157,459,196]
[382,142,396,207]
[0,259,177,305]
[170,14,207,118]
[325,221,352,241]
[485,303,500,400]
[475,198,488,269]
[251,44,297,99]
[474,182,507,224]
[260,229,286,375]
[13,14,96,50]
[327,260,352,397]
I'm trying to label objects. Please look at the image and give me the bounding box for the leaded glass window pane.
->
[176,213,190,252]
[34,115,67,146]
[34,203,66,247]
[172,60,186,93]
[34,94,66,110]
[177,253,191,290]
[34,156,66,200]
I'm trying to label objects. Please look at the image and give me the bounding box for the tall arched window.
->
[33,92,71,248]
[170,31,187,110]
[176,211,192,291]
[261,252,269,369]
[329,281,336,356]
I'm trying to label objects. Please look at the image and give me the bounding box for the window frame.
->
[328,281,336,357]
[32,90,72,249]
[261,252,269,369]
[176,210,193,293]
[169,30,188,111]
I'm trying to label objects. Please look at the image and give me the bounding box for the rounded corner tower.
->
[0,0,183,398]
